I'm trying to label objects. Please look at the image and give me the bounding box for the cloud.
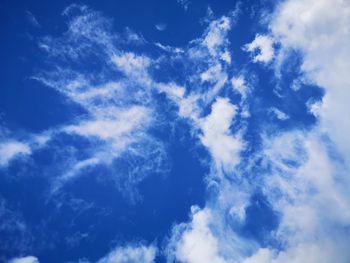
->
[9,256,39,263]
[177,0,191,11]
[31,6,167,198]
[167,197,256,263]
[111,52,152,84]
[0,141,31,167]
[173,207,227,263]
[244,34,274,63]
[202,17,231,62]
[5,3,350,262]
[97,244,156,263]
[25,11,40,28]
[64,106,150,144]
[0,198,33,262]
[270,0,350,164]
[231,75,251,118]
[199,98,243,173]
[231,75,249,98]
[166,2,350,262]
[245,130,350,262]
[155,23,167,31]
[255,1,350,259]
[268,107,289,120]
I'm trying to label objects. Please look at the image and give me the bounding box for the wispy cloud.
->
[268,107,289,121]
[25,11,41,28]
[9,256,39,263]
[177,0,191,11]
[0,141,31,167]
[155,23,167,31]
[3,1,350,262]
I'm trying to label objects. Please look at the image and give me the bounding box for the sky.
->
[1,0,350,262]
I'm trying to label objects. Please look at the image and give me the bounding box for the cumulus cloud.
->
[97,244,156,263]
[270,0,350,164]
[173,207,227,263]
[254,1,350,260]
[244,34,274,63]
[200,98,242,173]
[249,130,350,262]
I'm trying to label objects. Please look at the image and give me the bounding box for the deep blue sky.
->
[0,0,333,262]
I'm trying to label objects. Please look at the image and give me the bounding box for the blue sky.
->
[1,0,350,262]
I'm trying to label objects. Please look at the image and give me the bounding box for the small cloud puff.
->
[269,107,289,121]
[244,34,274,63]
[155,23,167,31]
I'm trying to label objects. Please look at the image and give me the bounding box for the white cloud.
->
[244,241,350,263]
[203,17,231,61]
[157,82,185,99]
[51,157,100,193]
[174,207,227,263]
[251,130,350,262]
[112,52,151,75]
[64,106,149,143]
[11,4,350,262]
[155,23,167,31]
[231,75,251,118]
[168,2,350,262]
[200,64,228,102]
[52,105,158,194]
[111,52,152,86]
[0,141,31,167]
[9,256,39,263]
[231,76,247,97]
[154,42,184,53]
[200,98,243,173]
[242,249,272,263]
[244,34,274,63]
[251,1,350,259]
[97,244,156,263]
[31,8,168,199]
[270,0,350,163]
[220,50,231,64]
[269,107,289,120]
